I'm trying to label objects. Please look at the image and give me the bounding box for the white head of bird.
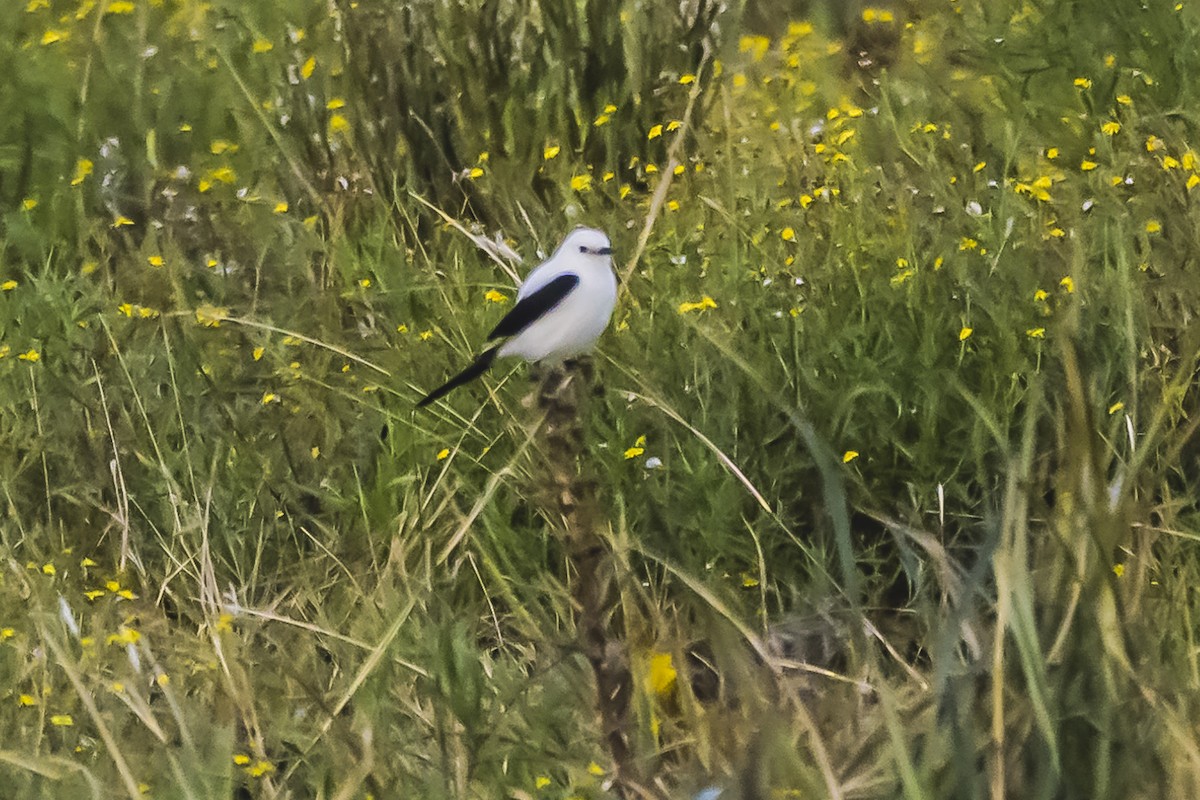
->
[416,227,618,407]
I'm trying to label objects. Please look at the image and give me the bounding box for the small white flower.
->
[644,456,663,469]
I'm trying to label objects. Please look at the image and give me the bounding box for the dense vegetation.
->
[2,0,1199,797]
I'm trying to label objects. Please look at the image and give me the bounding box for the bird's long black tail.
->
[416,347,499,407]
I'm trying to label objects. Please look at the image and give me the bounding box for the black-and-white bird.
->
[416,227,618,407]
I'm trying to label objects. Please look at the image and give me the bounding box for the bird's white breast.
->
[499,258,617,363]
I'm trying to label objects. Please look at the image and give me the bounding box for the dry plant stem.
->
[536,362,641,797]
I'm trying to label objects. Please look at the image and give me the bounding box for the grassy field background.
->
[2,0,1200,797]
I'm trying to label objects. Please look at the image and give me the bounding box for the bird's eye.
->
[578,245,588,253]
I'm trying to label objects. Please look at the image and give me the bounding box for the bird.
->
[416,227,617,407]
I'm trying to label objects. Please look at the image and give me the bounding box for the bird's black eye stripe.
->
[578,245,588,253]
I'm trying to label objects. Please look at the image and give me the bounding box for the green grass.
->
[3,0,1200,797]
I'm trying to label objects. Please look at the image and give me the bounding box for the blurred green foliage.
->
[1,0,1200,797]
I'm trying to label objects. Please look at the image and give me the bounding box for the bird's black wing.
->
[487,273,579,340]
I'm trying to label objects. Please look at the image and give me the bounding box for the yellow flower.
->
[18,349,40,363]
[359,278,371,288]
[644,163,658,173]
[468,167,484,179]
[252,38,273,53]
[843,450,860,463]
[679,74,695,84]
[1060,276,1075,293]
[959,237,978,251]
[959,326,973,341]
[1101,121,1121,135]
[666,200,680,211]
[328,114,350,134]
[245,761,275,778]
[624,435,646,459]
[570,174,592,192]
[1080,160,1098,171]
[645,652,677,696]
[1145,219,1162,233]
[1108,401,1125,415]
[273,201,288,213]
[1146,135,1165,152]
[666,120,681,132]
[41,29,68,45]
[41,563,55,576]
[1,280,16,291]
[1162,155,1180,170]
[543,145,560,160]
[326,98,346,110]
[973,161,986,172]
[738,34,770,61]
[50,715,73,727]
[648,124,663,140]
[1026,327,1046,338]
[1073,77,1092,89]
[106,626,140,646]
[261,392,277,405]
[1112,563,1125,577]
[210,139,238,155]
[22,198,37,211]
[677,296,718,314]
[1188,174,1200,190]
[588,762,605,776]
[310,447,320,459]
[1034,289,1049,301]
[301,56,316,79]
[1046,147,1059,160]
[436,448,450,460]
[18,695,38,707]
[233,754,251,766]
[535,776,552,789]
[593,113,611,127]
[106,1,136,13]
[484,289,508,304]
[71,158,94,186]
[780,227,795,241]
[147,255,164,268]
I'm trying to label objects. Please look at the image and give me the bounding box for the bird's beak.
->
[597,247,613,255]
